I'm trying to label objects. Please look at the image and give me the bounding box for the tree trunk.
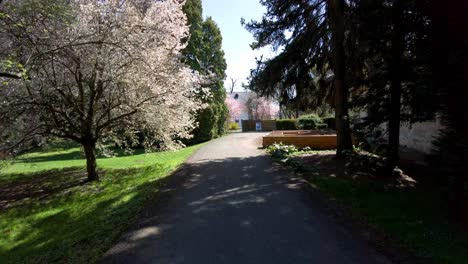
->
[388,0,403,171]
[436,0,468,224]
[82,141,99,181]
[327,0,353,158]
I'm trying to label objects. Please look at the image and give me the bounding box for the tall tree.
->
[326,0,352,157]
[349,0,433,170]
[432,0,468,223]
[243,0,353,156]
[182,0,228,143]
[182,0,204,71]
[387,0,407,170]
[0,0,203,181]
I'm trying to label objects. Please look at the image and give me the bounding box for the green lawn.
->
[278,150,468,264]
[309,175,468,264]
[0,145,197,184]
[0,144,203,263]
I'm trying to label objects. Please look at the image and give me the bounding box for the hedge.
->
[298,114,324,129]
[276,119,297,130]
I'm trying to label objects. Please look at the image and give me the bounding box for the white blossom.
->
[0,0,205,152]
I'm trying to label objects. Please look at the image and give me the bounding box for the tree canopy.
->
[0,0,204,180]
[182,0,228,143]
[243,0,353,156]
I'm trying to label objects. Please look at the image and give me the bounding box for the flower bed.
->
[263,130,337,149]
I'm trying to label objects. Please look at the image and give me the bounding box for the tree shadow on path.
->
[101,155,391,264]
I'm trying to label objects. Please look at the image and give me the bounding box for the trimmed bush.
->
[190,102,226,144]
[322,116,336,130]
[228,122,240,130]
[316,123,328,129]
[276,119,297,130]
[298,114,324,129]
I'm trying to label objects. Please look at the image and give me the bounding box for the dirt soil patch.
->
[292,151,417,187]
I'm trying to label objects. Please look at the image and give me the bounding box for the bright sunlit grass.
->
[0,146,197,184]
[0,143,203,263]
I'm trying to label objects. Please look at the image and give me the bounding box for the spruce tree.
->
[243,0,353,157]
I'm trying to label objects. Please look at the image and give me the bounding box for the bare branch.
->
[0,72,21,79]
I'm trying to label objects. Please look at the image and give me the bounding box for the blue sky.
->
[202,0,275,91]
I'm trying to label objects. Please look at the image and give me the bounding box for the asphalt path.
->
[102,132,392,264]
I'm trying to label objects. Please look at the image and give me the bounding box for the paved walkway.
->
[102,133,392,264]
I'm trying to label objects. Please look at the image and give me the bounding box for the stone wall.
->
[399,119,443,154]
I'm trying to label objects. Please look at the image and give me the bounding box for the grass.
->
[310,175,468,264]
[0,145,195,184]
[273,150,468,264]
[0,143,204,263]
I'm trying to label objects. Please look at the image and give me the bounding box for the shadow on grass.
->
[16,149,84,162]
[16,148,149,163]
[0,167,90,210]
[4,154,321,264]
[288,152,468,264]
[2,153,467,264]
[0,163,180,263]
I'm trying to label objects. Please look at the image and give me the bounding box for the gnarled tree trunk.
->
[82,140,99,181]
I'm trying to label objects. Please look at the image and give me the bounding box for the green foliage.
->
[275,119,297,130]
[191,104,217,143]
[343,149,389,175]
[182,0,204,71]
[0,144,203,263]
[182,0,228,143]
[297,114,325,129]
[350,0,434,129]
[228,122,239,130]
[243,0,435,145]
[316,123,328,129]
[242,0,333,112]
[190,102,227,144]
[266,142,297,159]
[266,143,304,171]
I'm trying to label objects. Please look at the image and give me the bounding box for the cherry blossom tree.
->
[245,93,279,120]
[256,97,279,120]
[225,96,243,122]
[0,0,205,181]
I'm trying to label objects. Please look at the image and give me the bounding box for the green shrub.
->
[298,114,324,129]
[216,103,229,136]
[276,119,297,130]
[267,142,298,158]
[322,116,335,130]
[316,123,328,129]
[228,122,240,130]
[190,102,227,144]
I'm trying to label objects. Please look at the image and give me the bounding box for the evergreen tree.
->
[327,0,353,157]
[431,0,468,224]
[350,0,434,171]
[245,0,434,165]
[243,0,353,157]
[182,0,228,143]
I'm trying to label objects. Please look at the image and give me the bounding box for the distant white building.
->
[226,91,279,129]
[227,91,250,123]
